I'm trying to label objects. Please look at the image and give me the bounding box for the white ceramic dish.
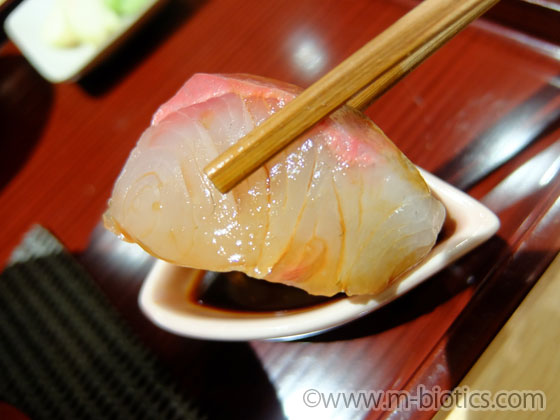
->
[4,0,164,83]
[139,169,500,341]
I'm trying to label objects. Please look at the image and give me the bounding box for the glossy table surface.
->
[1,0,559,419]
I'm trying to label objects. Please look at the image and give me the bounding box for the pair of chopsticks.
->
[204,0,500,193]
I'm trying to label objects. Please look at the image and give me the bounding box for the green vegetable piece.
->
[103,0,148,15]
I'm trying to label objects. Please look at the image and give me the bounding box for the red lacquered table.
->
[1,0,559,419]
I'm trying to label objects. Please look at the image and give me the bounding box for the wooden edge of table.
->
[433,251,560,419]
[376,187,560,420]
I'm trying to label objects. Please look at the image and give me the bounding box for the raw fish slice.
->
[104,73,445,296]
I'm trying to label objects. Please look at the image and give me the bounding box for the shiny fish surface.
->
[104,74,445,296]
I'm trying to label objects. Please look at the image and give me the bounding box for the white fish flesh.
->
[104,74,445,296]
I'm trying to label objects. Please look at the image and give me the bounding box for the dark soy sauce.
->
[190,270,338,313]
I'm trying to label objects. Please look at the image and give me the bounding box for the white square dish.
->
[4,0,164,82]
[138,169,500,341]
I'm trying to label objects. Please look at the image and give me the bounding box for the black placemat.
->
[0,225,205,420]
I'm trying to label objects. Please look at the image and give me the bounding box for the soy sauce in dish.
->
[189,270,337,313]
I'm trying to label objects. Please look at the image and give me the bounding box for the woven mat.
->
[0,225,205,420]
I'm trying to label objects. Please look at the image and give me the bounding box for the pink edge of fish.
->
[151,73,379,167]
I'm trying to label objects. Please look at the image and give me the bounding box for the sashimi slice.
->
[104,73,445,296]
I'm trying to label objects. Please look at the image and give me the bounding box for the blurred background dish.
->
[3,0,165,82]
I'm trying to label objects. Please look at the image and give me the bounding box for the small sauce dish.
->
[4,0,164,82]
[139,169,500,341]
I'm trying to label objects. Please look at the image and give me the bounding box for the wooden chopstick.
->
[347,0,499,111]
[204,0,500,193]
